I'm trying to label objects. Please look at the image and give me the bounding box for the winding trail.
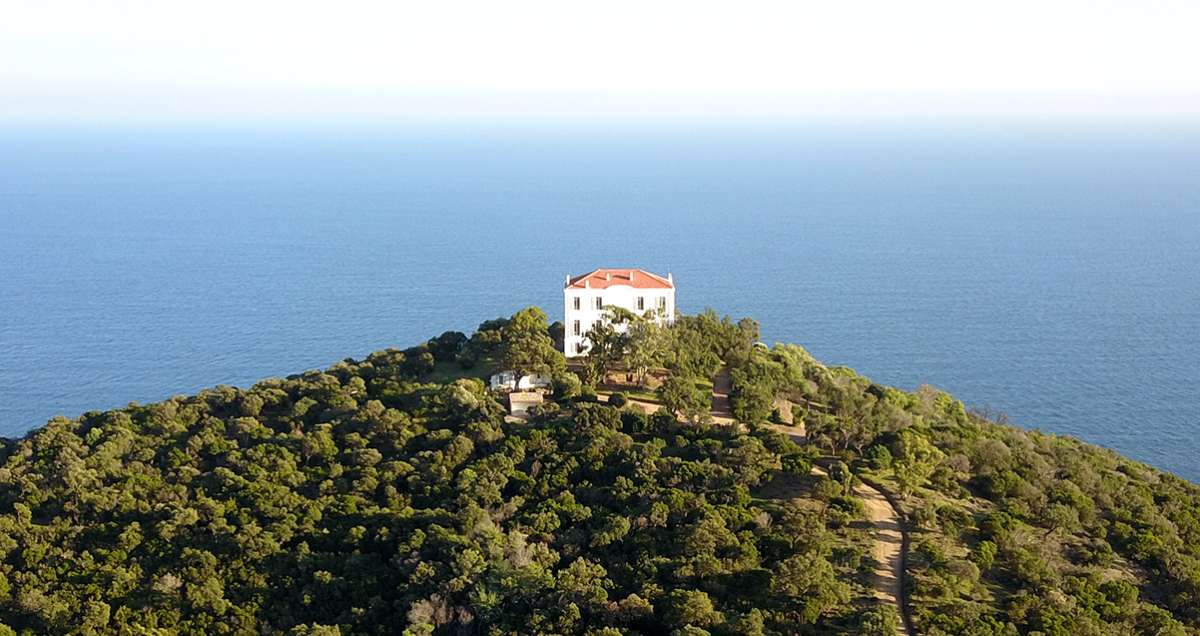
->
[710,367,735,423]
[712,367,913,634]
[767,422,912,635]
[597,369,914,633]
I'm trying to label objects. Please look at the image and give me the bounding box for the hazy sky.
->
[4,0,1199,123]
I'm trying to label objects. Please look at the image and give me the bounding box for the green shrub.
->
[552,371,583,401]
[576,386,599,403]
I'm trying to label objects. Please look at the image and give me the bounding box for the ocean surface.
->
[2,123,1198,480]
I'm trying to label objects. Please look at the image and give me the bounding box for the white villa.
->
[563,268,675,357]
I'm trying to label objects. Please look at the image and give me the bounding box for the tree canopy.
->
[2,307,1199,636]
[499,306,564,381]
[0,309,874,635]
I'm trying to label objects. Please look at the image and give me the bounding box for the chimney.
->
[668,272,673,285]
[630,270,636,281]
[605,272,611,281]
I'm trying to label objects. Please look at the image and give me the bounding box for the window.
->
[657,296,667,311]
[572,320,580,336]
[595,297,603,310]
[637,296,644,311]
[573,296,580,310]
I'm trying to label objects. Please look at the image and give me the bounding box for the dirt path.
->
[768,424,912,635]
[710,367,735,423]
[855,478,909,633]
[607,375,913,634]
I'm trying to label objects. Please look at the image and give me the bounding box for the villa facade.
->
[563,268,675,357]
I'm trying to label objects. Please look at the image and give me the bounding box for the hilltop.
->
[1,307,1198,635]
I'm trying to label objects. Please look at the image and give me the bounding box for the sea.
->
[2,123,1198,480]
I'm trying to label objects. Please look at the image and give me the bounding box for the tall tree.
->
[581,308,633,386]
[500,307,565,384]
[625,314,667,387]
[893,429,945,497]
[657,374,712,424]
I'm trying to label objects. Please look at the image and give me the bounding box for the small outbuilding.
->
[507,391,544,419]
[489,371,551,392]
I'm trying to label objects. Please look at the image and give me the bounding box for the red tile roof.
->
[566,268,673,290]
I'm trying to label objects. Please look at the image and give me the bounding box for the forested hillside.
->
[0,309,876,635]
[1,307,1198,635]
[729,328,1200,636]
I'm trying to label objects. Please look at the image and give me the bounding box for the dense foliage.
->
[3,306,1199,635]
[734,342,1200,636]
[0,310,875,635]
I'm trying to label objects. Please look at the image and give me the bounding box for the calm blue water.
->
[2,124,1198,479]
